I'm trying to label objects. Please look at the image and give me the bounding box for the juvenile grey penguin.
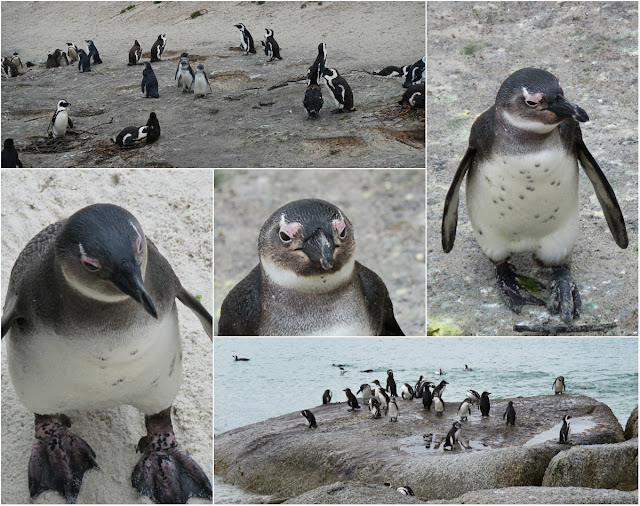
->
[442,68,628,323]
[77,49,91,72]
[388,396,399,422]
[145,112,160,143]
[1,203,213,503]
[85,40,102,64]
[192,64,212,97]
[175,52,189,86]
[559,414,572,443]
[48,99,73,138]
[141,62,159,98]
[150,34,166,62]
[553,375,566,394]
[503,400,516,425]
[321,67,356,113]
[218,199,404,336]
[178,59,195,93]
[128,39,142,66]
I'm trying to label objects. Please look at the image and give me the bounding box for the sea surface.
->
[214,337,638,502]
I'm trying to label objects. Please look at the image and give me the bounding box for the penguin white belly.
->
[467,148,579,264]
[52,111,68,137]
[193,74,209,96]
[180,70,194,90]
[6,312,182,415]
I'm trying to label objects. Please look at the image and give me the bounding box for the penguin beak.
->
[301,230,335,270]
[547,96,589,122]
[111,261,158,319]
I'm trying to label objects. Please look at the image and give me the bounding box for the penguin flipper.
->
[177,289,213,340]
[1,292,19,338]
[218,265,261,336]
[442,147,476,253]
[356,262,404,336]
[575,131,628,249]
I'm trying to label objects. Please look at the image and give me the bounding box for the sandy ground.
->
[1,1,425,168]
[427,2,638,336]
[214,169,426,336]
[1,169,212,503]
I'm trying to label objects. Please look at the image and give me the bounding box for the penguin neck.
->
[260,255,355,294]
[58,263,130,304]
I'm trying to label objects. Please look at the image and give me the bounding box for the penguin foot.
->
[494,261,546,313]
[550,266,581,323]
[29,413,99,503]
[131,407,212,504]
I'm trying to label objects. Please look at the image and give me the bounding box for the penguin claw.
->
[494,261,546,312]
[29,414,99,504]
[550,267,581,323]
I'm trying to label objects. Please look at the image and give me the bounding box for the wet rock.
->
[284,482,423,504]
[450,486,638,504]
[542,438,638,491]
[624,407,638,440]
[215,395,623,501]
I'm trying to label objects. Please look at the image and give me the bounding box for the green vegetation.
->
[190,10,203,18]
[120,4,136,14]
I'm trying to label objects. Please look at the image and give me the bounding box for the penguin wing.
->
[177,289,213,340]
[574,127,628,249]
[441,146,475,253]
[218,265,261,336]
[355,262,404,336]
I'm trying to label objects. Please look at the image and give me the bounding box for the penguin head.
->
[235,23,246,31]
[496,68,589,133]
[55,204,157,318]
[265,28,274,38]
[259,199,355,283]
[4,138,15,150]
[197,64,205,71]
[57,100,70,111]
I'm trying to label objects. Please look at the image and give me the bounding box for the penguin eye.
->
[339,228,347,240]
[81,257,101,272]
[525,99,538,108]
[279,231,292,243]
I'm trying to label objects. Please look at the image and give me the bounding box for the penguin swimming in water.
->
[480,391,491,417]
[441,68,628,323]
[464,364,473,371]
[435,368,443,376]
[141,62,159,98]
[559,414,572,443]
[262,28,282,61]
[322,389,332,404]
[321,67,356,113]
[150,34,167,62]
[66,42,78,62]
[145,112,160,144]
[422,382,434,410]
[77,49,91,72]
[1,203,213,503]
[403,56,425,88]
[217,199,404,335]
[503,401,516,426]
[553,376,566,394]
[85,40,102,64]
[111,125,149,147]
[344,388,360,411]
[1,139,23,168]
[232,354,249,361]
[234,24,256,54]
[301,409,317,429]
[128,39,142,66]
[458,398,471,421]
[444,421,462,450]
[386,369,398,396]
[178,59,195,93]
[193,64,212,97]
[356,383,371,405]
[400,383,414,400]
[388,396,399,422]
[48,100,73,138]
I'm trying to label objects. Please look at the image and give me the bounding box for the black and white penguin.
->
[400,383,414,400]
[262,28,282,61]
[433,394,445,415]
[559,414,572,443]
[466,389,481,405]
[1,203,213,503]
[322,389,332,404]
[150,34,166,62]
[111,125,149,147]
[66,42,78,62]
[442,68,628,322]
[10,51,23,69]
[303,82,323,118]
[141,62,159,98]
[177,59,195,93]
[1,139,23,168]
[2,57,19,77]
[48,100,73,138]
[356,383,371,405]
[414,375,424,396]
[435,368,444,376]
[360,369,374,373]
[400,84,425,110]
[193,64,212,97]
[344,388,360,411]
[480,391,491,417]
[145,112,160,144]
[444,421,462,450]
[175,53,189,86]
[384,483,415,496]
[386,369,398,397]
[54,49,69,66]
[128,39,142,66]
[388,396,399,422]
[432,380,448,399]
[234,24,256,54]
[369,395,382,418]
[374,65,409,77]
[301,410,317,429]
[422,382,434,410]
[232,354,249,361]
[373,382,389,414]
[458,398,471,421]
[77,49,91,72]
[503,401,516,426]
[403,56,425,88]
[85,40,102,64]
[321,67,356,113]
[217,199,404,335]
[553,376,566,395]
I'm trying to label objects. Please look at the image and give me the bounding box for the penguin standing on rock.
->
[141,62,159,98]
[85,40,102,64]
[422,382,434,410]
[175,53,189,86]
[442,68,628,322]
[553,376,566,395]
[77,49,91,72]
[111,125,149,147]
[262,28,282,61]
[128,40,142,66]
[386,369,397,396]
[11,52,23,69]
[217,199,404,335]
[1,139,23,168]
[234,24,256,54]
[321,67,356,113]
[2,57,19,77]
[356,383,371,405]
[444,421,462,450]
[322,389,332,404]
[48,100,73,138]
[150,34,166,62]
[400,383,414,400]
[344,388,360,411]
[559,414,572,443]
[433,394,445,415]
[458,398,471,421]
[192,64,212,97]
[301,410,317,429]
[503,401,516,426]
[480,391,491,417]
[145,112,160,144]
[369,396,382,418]
[388,396,399,422]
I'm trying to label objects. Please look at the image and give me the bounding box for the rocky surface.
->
[284,482,424,504]
[449,486,639,504]
[625,407,638,440]
[214,394,624,501]
[542,438,638,491]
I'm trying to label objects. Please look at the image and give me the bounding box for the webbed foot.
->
[29,414,99,503]
[493,261,546,313]
[550,266,581,323]
[131,407,212,503]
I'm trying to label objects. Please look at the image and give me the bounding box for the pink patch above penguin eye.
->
[333,219,347,239]
[81,255,101,272]
[278,221,301,244]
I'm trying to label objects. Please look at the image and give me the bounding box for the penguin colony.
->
[1,22,423,166]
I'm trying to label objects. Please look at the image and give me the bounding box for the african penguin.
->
[343,388,360,411]
[400,84,425,110]
[458,398,471,421]
[175,53,189,86]
[178,59,195,93]
[232,354,249,361]
[432,380,448,399]
[262,28,282,61]
[559,414,572,443]
[442,68,628,323]
[192,64,212,97]
[48,100,73,138]
[386,369,398,396]
[466,389,481,405]
[553,376,566,395]
[1,203,213,503]
[77,49,91,72]
[444,421,462,450]
[464,364,473,371]
[234,24,256,54]
[403,56,425,88]
[217,199,404,336]
[85,40,102,64]
[128,39,142,66]
[422,382,434,410]
[374,65,409,77]
[388,396,399,422]
[10,51,23,69]
[301,410,317,429]
[321,67,356,113]
[374,383,389,414]
[141,62,159,98]
[1,139,23,168]
[145,112,160,144]
[369,395,382,418]
[111,125,149,147]
[356,383,371,405]
[322,389,332,404]
[150,34,166,62]
[480,391,491,417]
[433,395,445,414]
[400,383,414,400]
[66,42,78,62]
[2,57,19,77]
[503,401,516,426]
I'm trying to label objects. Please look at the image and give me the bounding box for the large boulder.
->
[215,395,623,501]
[624,407,638,440]
[451,486,638,504]
[542,438,638,491]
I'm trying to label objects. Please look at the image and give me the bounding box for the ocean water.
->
[214,337,638,501]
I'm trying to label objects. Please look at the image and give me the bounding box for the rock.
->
[542,438,638,491]
[284,482,424,504]
[451,486,638,504]
[215,395,623,501]
[624,407,638,440]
